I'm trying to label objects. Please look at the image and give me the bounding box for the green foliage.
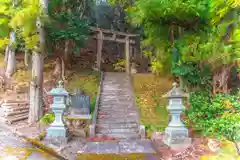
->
[0,0,45,50]
[113,58,126,71]
[0,0,92,52]
[126,0,240,77]
[45,0,90,53]
[40,113,55,125]
[90,96,96,113]
[108,0,133,7]
[172,62,212,91]
[186,91,240,141]
[150,59,163,75]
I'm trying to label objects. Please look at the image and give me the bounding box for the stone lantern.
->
[162,82,191,149]
[46,80,69,140]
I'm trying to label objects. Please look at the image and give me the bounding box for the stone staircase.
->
[80,72,157,158]
[95,72,140,139]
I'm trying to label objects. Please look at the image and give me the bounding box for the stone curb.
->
[11,129,67,160]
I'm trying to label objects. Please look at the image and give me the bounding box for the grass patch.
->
[13,69,31,83]
[132,73,172,138]
[66,70,100,97]
[66,70,100,114]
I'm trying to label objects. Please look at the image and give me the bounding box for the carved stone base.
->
[47,126,69,138]
[65,115,91,137]
[44,135,71,146]
[163,127,192,149]
[139,125,146,139]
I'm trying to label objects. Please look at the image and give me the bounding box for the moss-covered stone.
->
[77,153,159,160]
[64,116,91,120]
[25,138,66,160]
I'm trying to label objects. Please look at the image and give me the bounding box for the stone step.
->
[98,111,138,116]
[100,92,132,96]
[99,97,133,100]
[96,123,138,129]
[99,99,133,103]
[96,127,138,134]
[98,110,137,114]
[102,77,128,80]
[99,96,132,100]
[101,87,131,90]
[102,84,129,87]
[96,133,140,139]
[97,115,137,119]
[102,83,129,85]
[99,102,134,105]
[98,108,138,113]
[97,114,138,119]
[101,86,130,89]
[79,139,157,155]
[101,84,129,87]
[100,96,132,99]
[101,89,131,92]
[99,105,135,109]
[100,95,131,98]
[99,100,133,104]
[100,89,131,92]
[98,104,135,108]
[99,101,134,105]
[103,80,129,82]
[97,116,138,122]
[98,112,137,117]
[101,85,131,88]
[97,118,138,124]
[100,94,132,97]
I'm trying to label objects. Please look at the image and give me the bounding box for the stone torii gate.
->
[90,27,139,74]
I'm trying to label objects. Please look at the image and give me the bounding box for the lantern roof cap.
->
[162,82,188,98]
[48,80,69,96]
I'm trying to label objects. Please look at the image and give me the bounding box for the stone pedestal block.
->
[139,125,146,139]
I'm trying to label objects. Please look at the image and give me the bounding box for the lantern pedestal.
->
[163,127,191,149]
[162,83,191,149]
[47,104,69,138]
[45,81,71,144]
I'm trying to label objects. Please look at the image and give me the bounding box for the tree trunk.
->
[24,49,31,68]
[64,40,71,68]
[28,52,44,124]
[5,49,16,78]
[4,45,9,63]
[28,16,45,124]
[53,57,62,80]
[60,56,66,82]
[5,32,16,78]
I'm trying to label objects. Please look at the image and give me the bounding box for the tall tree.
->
[29,0,48,124]
[5,31,16,78]
[1,0,17,77]
[46,0,90,73]
[127,0,240,93]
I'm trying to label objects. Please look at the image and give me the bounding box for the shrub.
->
[40,113,55,125]
[90,96,97,113]
[113,59,125,71]
[186,91,240,141]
